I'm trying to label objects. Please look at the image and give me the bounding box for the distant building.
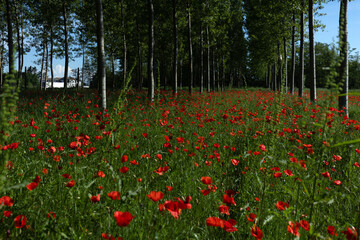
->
[44,77,89,88]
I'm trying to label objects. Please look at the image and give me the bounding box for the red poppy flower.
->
[259,144,267,152]
[334,180,342,185]
[342,226,358,240]
[166,186,173,191]
[4,211,12,217]
[114,211,134,227]
[327,225,337,236]
[91,194,100,203]
[206,217,225,228]
[156,154,162,160]
[154,166,169,175]
[275,201,289,210]
[47,212,56,219]
[97,171,105,178]
[223,194,236,206]
[201,176,212,185]
[251,226,263,240]
[26,182,38,191]
[66,180,75,188]
[120,166,129,173]
[287,221,301,237]
[0,196,14,207]
[164,200,181,219]
[246,213,257,222]
[107,191,121,200]
[223,219,238,232]
[147,191,164,202]
[121,155,128,162]
[231,159,239,166]
[273,172,282,178]
[14,215,27,228]
[218,205,230,215]
[322,172,330,178]
[284,170,293,176]
[300,220,309,231]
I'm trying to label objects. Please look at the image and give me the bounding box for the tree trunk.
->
[339,0,348,115]
[179,60,183,89]
[14,1,22,84]
[273,62,277,91]
[63,1,69,90]
[173,0,178,94]
[121,0,127,87]
[77,67,80,89]
[277,42,282,91]
[200,24,204,93]
[0,38,3,87]
[111,54,115,88]
[212,50,215,92]
[40,42,45,90]
[206,26,210,92]
[44,42,48,90]
[82,44,85,88]
[6,0,14,75]
[96,0,107,110]
[309,0,316,101]
[50,27,54,89]
[221,57,225,91]
[299,0,305,98]
[138,35,143,90]
[148,0,154,101]
[187,5,193,94]
[291,11,296,94]
[24,67,27,89]
[283,37,287,93]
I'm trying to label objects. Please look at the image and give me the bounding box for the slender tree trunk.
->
[0,38,3,87]
[206,26,210,92]
[339,0,348,115]
[24,67,27,89]
[50,27,54,89]
[268,65,271,89]
[121,0,127,86]
[283,37,288,93]
[200,24,204,93]
[148,0,154,101]
[291,11,296,94]
[221,57,225,91]
[299,0,305,98]
[40,42,45,90]
[273,62,277,91]
[277,42,282,91]
[138,36,143,90]
[82,44,85,88]
[187,5,193,94]
[173,0,178,94]
[6,0,14,75]
[309,0,316,101]
[63,1,69,90]
[77,67,80,89]
[14,2,21,84]
[96,0,106,110]
[21,22,24,73]
[44,42,48,90]
[212,50,215,92]
[112,54,115,88]
[179,60,183,89]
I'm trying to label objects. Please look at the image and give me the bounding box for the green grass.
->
[1,89,360,239]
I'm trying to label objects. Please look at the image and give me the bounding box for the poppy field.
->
[1,89,360,239]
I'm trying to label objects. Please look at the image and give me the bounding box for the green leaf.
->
[331,138,360,148]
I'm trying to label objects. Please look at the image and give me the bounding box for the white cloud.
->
[54,64,72,78]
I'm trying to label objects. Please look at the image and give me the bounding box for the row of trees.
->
[0,0,354,114]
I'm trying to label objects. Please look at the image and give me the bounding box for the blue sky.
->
[21,1,360,77]
[316,0,360,53]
